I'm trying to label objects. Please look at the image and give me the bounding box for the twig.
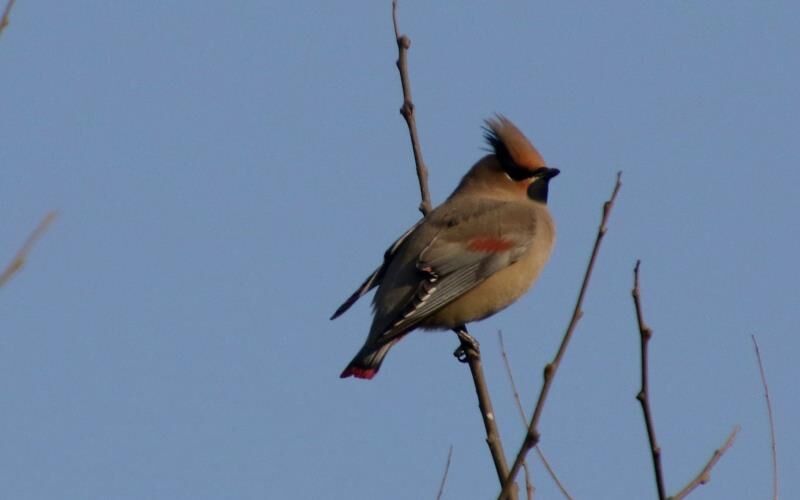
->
[534,447,567,500]
[455,328,517,500]
[498,172,622,500]
[0,0,16,36]
[498,331,573,500]
[752,335,778,500]
[497,331,534,500]
[632,261,667,499]
[391,0,432,216]
[435,445,454,500]
[669,426,739,500]
[0,211,58,288]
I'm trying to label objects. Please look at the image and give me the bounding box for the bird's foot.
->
[453,327,479,363]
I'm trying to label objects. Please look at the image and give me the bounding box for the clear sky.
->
[2,2,798,499]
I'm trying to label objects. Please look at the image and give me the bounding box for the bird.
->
[331,115,559,379]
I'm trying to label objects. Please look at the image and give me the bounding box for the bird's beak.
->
[529,167,559,183]
[541,167,560,180]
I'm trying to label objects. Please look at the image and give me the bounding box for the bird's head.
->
[455,115,559,203]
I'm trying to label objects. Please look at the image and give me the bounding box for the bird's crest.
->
[483,115,546,169]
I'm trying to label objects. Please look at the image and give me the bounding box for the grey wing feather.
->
[380,234,531,337]
[330,219,423,320]
[402,244,526,323]
[330,264,383,320]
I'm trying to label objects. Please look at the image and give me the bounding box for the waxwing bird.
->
[332,115,559,379]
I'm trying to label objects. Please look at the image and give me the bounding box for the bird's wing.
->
[380,200,537,336]
[330,219,423,320]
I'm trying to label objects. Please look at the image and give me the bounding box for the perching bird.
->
[332,115,559,379]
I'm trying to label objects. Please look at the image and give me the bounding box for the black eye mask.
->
[504,163,539,181]
[505,164,550,181]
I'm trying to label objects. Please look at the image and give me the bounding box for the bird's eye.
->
[503,163,536,181]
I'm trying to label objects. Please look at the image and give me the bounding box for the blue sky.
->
[2,1,798,499]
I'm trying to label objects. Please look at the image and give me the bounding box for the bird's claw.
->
[453,328,479,362]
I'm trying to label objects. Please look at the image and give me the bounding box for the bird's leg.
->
[453,325,480,362]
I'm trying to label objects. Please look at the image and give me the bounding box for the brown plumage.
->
[332,116,559,379]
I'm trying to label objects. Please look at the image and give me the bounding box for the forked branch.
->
[633,261,738,500]
[498,330,573,500]
[632,261,667,499]
[498,172,623,499]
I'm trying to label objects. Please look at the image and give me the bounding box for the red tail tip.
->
[340,366,378,380]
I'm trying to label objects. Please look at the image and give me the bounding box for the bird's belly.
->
[420,246,551,329]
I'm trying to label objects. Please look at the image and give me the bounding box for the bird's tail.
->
[340,338,401,380]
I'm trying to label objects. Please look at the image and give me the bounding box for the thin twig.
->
[497,331,534,500]
[752,335,779,500]
[534,447,567,500]
[0,211,58,288]
[498,172,622,500]
[0,0,16,36]
[498,331,573,500]
[632,261,667,499]
[669,426,739,500]
[455,328,517,500]
[497,330,533,500]
[391,0,432,216]
[435,445,454,500]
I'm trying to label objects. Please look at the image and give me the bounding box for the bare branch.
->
[632,261,667,499]
[498,172,622,500]
[498,331,573,500]
[0,0,16,36]
[391,0,432,216]
[0,211,58,288]
[752,335,779,500]
[454,328,517,500]
[435,445,454,500]
[669,427,739,500]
